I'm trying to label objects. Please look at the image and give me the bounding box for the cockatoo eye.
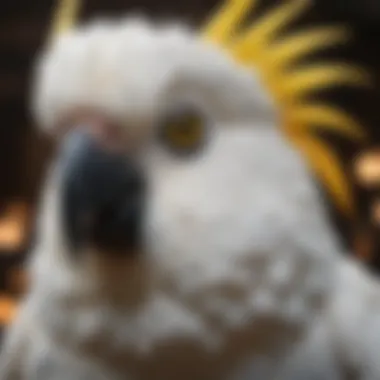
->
[158,106,208,157]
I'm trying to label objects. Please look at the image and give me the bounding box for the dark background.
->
[1,0,380,303]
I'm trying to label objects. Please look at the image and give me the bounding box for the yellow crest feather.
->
[289,134,354,214]
[272,64,369,103]
[202,0,257,43]
[265,27,348,68]
[287,104,366,141]
[202,0,369,216]
[229,0,309,61]
[50,0,81,43]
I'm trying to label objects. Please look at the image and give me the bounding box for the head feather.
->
[202,0,369,217]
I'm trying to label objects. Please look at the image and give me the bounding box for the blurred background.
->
[1,0,380,332]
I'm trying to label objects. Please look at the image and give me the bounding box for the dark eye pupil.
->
[178,123,196,134]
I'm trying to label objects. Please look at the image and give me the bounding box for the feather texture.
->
[203,0,369,216]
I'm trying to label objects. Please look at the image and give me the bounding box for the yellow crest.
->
[48,0,369,217]
[202,0,369,217]
[49,0,81,43]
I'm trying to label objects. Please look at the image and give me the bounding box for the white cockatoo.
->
[1,0,379,379]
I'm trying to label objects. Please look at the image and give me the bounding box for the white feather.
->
[1,17,379,380]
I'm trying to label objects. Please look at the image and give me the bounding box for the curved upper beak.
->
[58,127,145,255]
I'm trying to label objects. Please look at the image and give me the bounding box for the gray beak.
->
[58,129,145,255]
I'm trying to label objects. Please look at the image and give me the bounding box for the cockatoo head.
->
[30,0,366,355]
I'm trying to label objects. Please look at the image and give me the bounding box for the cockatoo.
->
[1,0,379,379]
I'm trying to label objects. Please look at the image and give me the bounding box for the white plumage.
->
[1,14,380,380]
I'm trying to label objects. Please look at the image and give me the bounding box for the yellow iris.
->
[161,113,205,153]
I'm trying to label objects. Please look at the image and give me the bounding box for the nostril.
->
[62,113,127,154]
[89,120,126,153]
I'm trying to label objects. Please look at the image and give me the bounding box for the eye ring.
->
[157,105,209,157]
